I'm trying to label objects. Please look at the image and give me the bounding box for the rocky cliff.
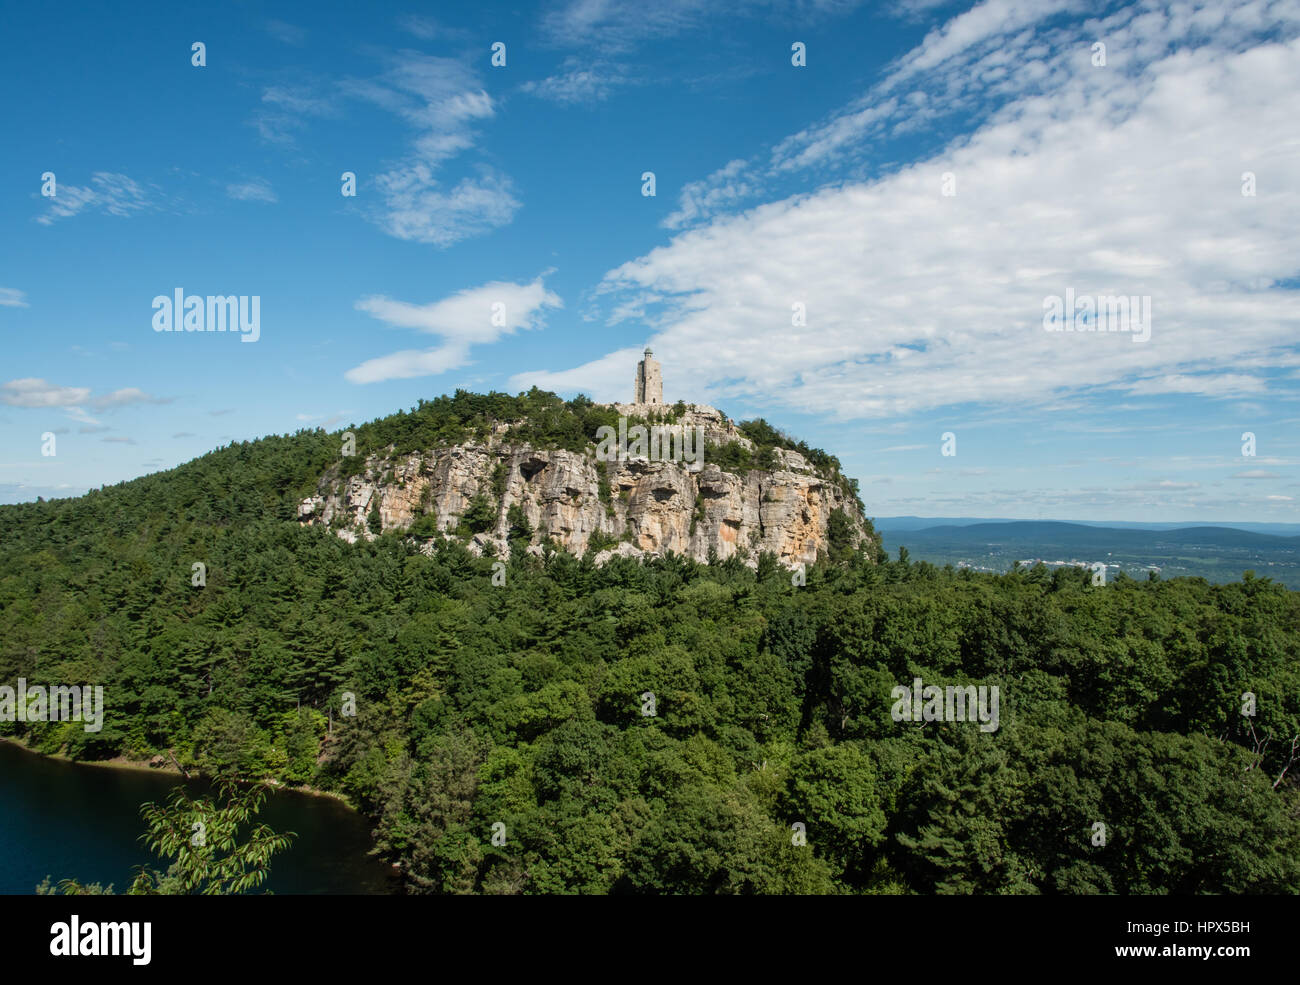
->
[298,404,871,568]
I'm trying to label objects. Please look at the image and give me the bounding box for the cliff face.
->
[298,405,870,568]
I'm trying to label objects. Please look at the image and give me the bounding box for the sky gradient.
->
[2,0,1298,522]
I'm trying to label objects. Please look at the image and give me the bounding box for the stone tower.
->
[634,347,662,405]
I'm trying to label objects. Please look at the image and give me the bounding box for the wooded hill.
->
[1,389,1297,893]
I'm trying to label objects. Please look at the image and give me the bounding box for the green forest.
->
[2,390,1298,894]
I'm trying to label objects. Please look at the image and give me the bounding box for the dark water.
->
[0,741,399,895]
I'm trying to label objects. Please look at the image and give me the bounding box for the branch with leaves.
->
[39,781,294,896]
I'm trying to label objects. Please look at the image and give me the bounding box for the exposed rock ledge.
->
[298,404,870,569]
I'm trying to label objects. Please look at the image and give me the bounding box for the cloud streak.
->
[347,53,519,246]
[524,0,1300,425]
[346,277,562,383]
[35,173,151,225]
[226,178,278,203]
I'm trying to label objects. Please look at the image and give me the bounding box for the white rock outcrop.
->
[299,404,871,568]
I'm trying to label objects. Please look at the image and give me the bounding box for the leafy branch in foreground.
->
[130,780,295,894]
[39,780,295,895]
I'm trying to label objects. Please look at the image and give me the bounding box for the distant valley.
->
[875,518,1300,588]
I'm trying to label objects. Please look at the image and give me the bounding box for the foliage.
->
[36,876,113,895]
[710,441,758,474]
[457,494,497,536]
[409,512,440,538]
[39,781,294,895]
[506,505,533,542]
[491,461,509,498]
[128,781,295,894]
[827,507,858,563]
[3,394,1299,895]
[587,529,622,553]
[738,418,862,509]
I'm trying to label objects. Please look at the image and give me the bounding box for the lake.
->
[0,741,399,894]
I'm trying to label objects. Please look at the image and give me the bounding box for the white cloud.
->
[0,288,28,308]
[344,345,473,384]
[90,388,172,410]
[1,378,91,407]
[346,278,562,384]
[664,159,753,229]
[539,0,869,50]
[1,381,169,427]
[890,0,966,17]
[253,85,336,144]
[226,178,278,203]
[35,173,150,225]
[521,60,628,103]
[1126,374,1267,398]
[769,0,1083,174]
[1130,480,1202,491]
[263,86,334,116]
[373,165,518,246]
[512,346,647,403]
[541,0,716,48]
[889,0,1082,82]
[523,1,1300,424]
[347,53,519,246]
[64,406,100,426]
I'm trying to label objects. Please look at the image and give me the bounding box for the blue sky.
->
[2,0,1298,521]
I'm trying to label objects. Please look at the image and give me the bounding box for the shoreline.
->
[0,735,358,810]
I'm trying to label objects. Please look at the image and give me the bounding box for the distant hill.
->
[882,520,1300,587]
[875,516,1300,538]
